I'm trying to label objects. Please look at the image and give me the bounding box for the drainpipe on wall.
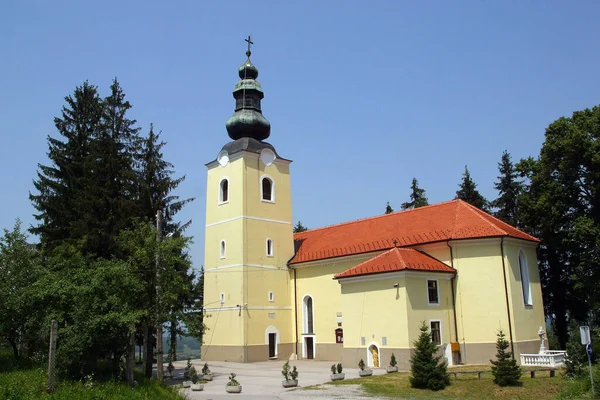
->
[293,267,299,359]
[447,241,461,364]
[500,237,515,359]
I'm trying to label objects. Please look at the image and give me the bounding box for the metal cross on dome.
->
[245,35,253,58]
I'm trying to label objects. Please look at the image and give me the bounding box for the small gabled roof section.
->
[291,199,539,265]
[333,248,455,280]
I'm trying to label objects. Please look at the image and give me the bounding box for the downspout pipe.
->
[500,237,515,359]
[447,242,460,345]
[293,266,299,359]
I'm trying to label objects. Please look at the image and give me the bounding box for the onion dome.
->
[225,38,271,141]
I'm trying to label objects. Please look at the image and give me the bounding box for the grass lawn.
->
[327,365,571,400]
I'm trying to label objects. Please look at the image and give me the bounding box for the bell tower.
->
[202,38,295,362]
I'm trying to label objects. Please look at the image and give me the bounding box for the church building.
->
[202,41,545,370]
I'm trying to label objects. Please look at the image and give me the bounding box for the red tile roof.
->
[334,247,455,280]
[291,199,538,265]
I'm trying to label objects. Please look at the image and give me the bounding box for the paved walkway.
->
[168,359,390,400]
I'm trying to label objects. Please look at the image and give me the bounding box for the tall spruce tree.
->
[30,82,103,251]
[409,322,450,391]
[385,202,394,214]
[293,221,308,233]
[490,329,521,386]
[401,178,429,210]
[455,166,489,211]
[491,151,521,226]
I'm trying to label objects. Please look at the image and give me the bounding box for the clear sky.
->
[1,1,599,270]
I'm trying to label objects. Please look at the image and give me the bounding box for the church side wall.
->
[451,242,511,365]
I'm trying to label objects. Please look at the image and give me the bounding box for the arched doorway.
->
[367,343,380,368]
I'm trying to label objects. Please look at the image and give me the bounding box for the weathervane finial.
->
[245,35,253,59]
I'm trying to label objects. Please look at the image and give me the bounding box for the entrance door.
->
[268,333,276,358]
[306,337,314,359]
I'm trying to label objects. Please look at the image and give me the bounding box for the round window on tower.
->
[259,148,276,166]
[217,150,229,167]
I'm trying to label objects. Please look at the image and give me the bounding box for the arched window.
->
[261,176,274,202]
[220,240,226,259]
[519,250,532,306]
[266,238,273,257]
[303,295,314,334]
[219,178,229,203]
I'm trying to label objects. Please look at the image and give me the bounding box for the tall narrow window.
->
[266,238,273,256]
[220,292,225,305]
[519,250,532,306]
[427,280,439,305]
[430,321,441,345]
[303,296,314,334]
[262,177,273,201]
[220,240,226,259]
[219,178,229,203]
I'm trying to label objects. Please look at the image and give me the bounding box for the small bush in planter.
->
[202,362,213,381]
[330,364,337,374]
[358,359,372,377]
[226,372,242,393]
[330,363,345,381]
[337,363,343,374]
[387,353,399,373]
[281,361,299,387]
[184,357,193,380]
[167,361,175,378]
[189,366,199,384]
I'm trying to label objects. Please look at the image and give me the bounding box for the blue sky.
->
[1,1,599,270]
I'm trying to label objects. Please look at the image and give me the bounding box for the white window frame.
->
[260,174,275,203]
[265,326,280,358]
[519,249,533,306]
[429,319,442,346]
[220,292,225,305]
[220,240,226,259]
[268,291,274,302]
[426,279,440,306]
[266,238,274,257]
[302,294,315,334]
[218,177,229,205]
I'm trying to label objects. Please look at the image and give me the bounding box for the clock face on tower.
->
[259,148,276,166]
[217,150,229,167]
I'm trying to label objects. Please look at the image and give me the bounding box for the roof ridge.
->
[459,201,508,236]
[294,199,461,236]
[394,247,408,269]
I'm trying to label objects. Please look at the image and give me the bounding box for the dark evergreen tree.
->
[385,202,394,214]
[30,82,103,251]
[409,322,449,391]
[491,151,521,226]
[77,78,142,258]
[401,178,429,210]
[455,166,489,211]
[293,221,308,233]
[490,329,521,386]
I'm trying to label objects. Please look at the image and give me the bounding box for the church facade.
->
[202,43,545,369]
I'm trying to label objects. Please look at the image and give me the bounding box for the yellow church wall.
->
[451,242,511,346]
[205,158,245,225]
[415,243,452,265]
[503,241,545,346]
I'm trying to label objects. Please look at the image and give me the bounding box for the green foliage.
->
[282,360,291,380]
[293,221,308,233]
[564,322,599,378]
[490,330,521,387]
[558,364,600,399]
[331,364,337,374]
[184,357,193,380]
[227,372,240,386]
[358,359,366,370]
[401,178,429,210]
[201,362,211,375]
[189,366,199,383]
[385,202,394,214]
[455,166,489,211]
[0,220,44,361]
[390,353,397,367]
[409,322,449,391]
[517,106,600,347]
[290,366,298,381]
[491,151,522,227]
[337,363,343,374]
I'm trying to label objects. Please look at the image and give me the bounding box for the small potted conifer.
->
[190,367,204,391]
[183,357,193,388]
[330,363,345,381]
[225,372,242,393]
[202,362,213,381]
[281,360,299,387]
[358,359,373,377]
[386,353,399,373]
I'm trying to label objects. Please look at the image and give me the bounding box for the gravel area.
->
[281,384,388,399]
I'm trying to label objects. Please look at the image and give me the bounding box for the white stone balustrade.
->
[520,351,566,367]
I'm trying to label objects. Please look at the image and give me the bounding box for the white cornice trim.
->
[205,263,283,272]
[204,305,292,312]
[503,237,539,248]
[206,151,291,170]
[206,215,292,228]
[336,270,455,284]
[448,238,502,247]
[290,251,383,269]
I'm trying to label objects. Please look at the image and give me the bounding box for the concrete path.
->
[168,359,389,400]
